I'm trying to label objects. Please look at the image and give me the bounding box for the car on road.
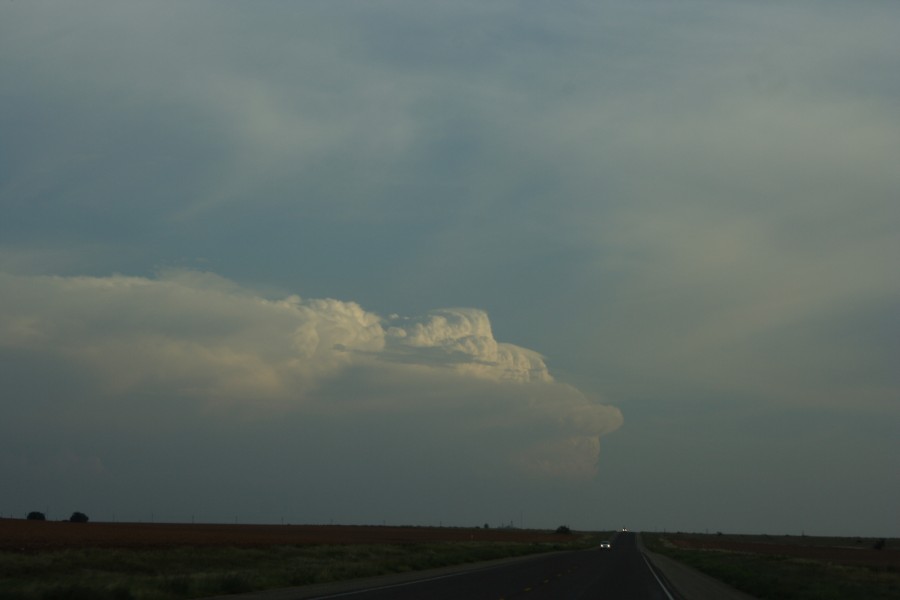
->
[600,541,612,549]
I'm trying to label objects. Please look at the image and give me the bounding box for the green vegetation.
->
[0,537,598,600]
[642,533,900,600]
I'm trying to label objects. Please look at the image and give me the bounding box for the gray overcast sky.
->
[1,0,898,536]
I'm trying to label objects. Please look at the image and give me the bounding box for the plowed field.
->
[0,518,571,552]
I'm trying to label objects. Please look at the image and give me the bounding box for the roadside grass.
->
[0,536,600,600]
[642,533,900,600]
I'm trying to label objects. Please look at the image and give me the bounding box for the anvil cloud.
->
[0,270,621,481]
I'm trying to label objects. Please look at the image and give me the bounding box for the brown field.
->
[0,518,572,552]
[666,532,900,569]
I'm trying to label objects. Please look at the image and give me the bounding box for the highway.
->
[306,532,678,600]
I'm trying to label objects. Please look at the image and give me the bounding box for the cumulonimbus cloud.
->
[0,269,622,479]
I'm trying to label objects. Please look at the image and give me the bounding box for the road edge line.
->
[641,552,677,600]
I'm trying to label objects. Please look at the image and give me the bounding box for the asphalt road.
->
[304,532,677,600]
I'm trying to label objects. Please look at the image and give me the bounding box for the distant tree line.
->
[25,511,89,522]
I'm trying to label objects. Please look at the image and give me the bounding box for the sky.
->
[1,0,898,537]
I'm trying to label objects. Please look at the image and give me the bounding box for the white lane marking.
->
[641,553,676,600]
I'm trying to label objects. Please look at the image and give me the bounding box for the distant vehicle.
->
[600,541,612,549]
[621,527,628,532]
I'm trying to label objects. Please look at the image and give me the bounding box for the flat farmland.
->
[667,532,900,569]
[0,518,568,552]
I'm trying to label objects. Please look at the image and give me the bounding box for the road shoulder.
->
[638,535,758,600]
